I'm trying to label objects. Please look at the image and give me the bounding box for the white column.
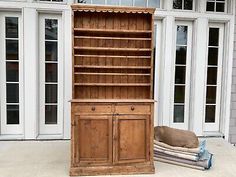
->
[198,0,206,13]
[191,17,208,136]
[63,9,72,139]
[160,16,175,126]
[23,8,38,139]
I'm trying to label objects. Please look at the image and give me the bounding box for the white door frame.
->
[0,12,24,135]
[39,14,63,135]
[203,23,224,132]
[170,21,192,130]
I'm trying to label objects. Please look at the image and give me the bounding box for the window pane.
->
[206,86,217,104]
[207,67,217,85]
[148,0,160,8]
[121,0,133,6]
[175,66,186,84]
[6,17,18,38]
[6,40,18,60]
[208,47,218,65]
[46,63,58,82]
[174,105,184,123]
[173,0,182,9]
[216,3,225,12]
[45,105,57,124]
[134,0,146,7]
[209,28,219,46]
[206,2,215,11]
[45,41,58,61]
[92,0,105,4]
[45,84,57,103]
[176,26,188,45]
[176,46,187,64]
[6,62,19,82]
[184,0,193,10]
[7,83,19,103]
[45,19,58,40]
[107,0,119,5]
[174,86,185,103]
[205,105,216,123]
[7,105,19,124]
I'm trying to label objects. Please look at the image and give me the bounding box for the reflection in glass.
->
[107,0,119,5]
[174,105,184,123]
[6,40,18,60]
[176,26,188,45]
[206,2,215,11]
[175,66,186,84]
[176,46,187,64]
[45,41,58,61]
[7,105,19,124]
[184,0,193,10]
[208,47,218,65]
[207,67,217,85]
[45,19,58,40]
[206,86,217,104]
[216,3,225,12]
[45,105,57,124]
[205,105,216,123]
[7,83,19,103]
[45,84,58,103]
[92,0,105,4]
[174,86,185,103]
[6,17,18,38]
[134,0,146,7]
[46,63,58,82]
[209,28,219,46]
[120,0,133,6]
[173,0,182,9]
[148,0,160,8]
[6,62,19,82]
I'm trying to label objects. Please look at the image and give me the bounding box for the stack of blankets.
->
[154,139,213,170]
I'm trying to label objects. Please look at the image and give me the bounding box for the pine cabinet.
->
[70,5,155,176]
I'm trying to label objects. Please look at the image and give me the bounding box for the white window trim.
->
[39,14,64,136]
[0,12,24,135]
[206,0,228,14]
[172,0,196,12]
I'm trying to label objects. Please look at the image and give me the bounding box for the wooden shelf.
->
[74,72,150,76]
[74,46,152,52]
[74,65,151,69]
[74,83,151,86]
[74,28,152,34]
[74,54,151,59]
[70,99,155,103]
[75,36,152,41]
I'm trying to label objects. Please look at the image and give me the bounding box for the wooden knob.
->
[131,106,135,111]
[91,107,96,111]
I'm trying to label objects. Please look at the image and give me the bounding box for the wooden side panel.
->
[115,115,150,164]
[77,115,113,165]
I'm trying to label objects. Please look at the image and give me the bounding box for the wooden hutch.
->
[70,4,155,176]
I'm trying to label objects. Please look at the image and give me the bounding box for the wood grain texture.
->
[71,5,155,176]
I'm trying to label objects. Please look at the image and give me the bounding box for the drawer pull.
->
[91,107,96,111]
[131,106,135,111]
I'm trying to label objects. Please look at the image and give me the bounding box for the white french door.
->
[39,14,63,135]
[203,24,224,132]
[170,21,192,130]
[0,12,24,135]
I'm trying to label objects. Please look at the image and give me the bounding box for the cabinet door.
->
[75,115,113,165]
[113,115,150,164]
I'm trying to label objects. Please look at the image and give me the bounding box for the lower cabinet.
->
[70,102,154,176]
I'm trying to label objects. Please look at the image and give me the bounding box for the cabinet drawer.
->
[73,104,112,114]
[115,104,151,114]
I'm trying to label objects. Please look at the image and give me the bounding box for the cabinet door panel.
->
[114,115,150,164]
[77,115,112,165]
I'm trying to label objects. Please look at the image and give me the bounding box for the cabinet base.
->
[70,164,155,176]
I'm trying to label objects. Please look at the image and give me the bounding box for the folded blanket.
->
[154,140,206,155]
[154,150,213,170]
[154,146,199,161]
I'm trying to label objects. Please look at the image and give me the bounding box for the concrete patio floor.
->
[0,138,236,177]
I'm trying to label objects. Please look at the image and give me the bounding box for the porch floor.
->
[0,138,236,177]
